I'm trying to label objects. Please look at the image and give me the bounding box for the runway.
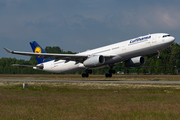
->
[1,79,180,84]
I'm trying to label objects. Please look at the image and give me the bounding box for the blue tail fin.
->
[30,41,49,64]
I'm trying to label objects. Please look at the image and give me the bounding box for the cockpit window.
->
[163,35,171,38]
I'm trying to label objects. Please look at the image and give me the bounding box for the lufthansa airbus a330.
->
[4,33,175,77]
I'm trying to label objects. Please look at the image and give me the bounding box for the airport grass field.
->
[1,74,180,119]
[1,74,180,81]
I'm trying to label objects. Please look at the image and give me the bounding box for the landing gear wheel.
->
[86,69,92,74]
[105,73,112,78]
[82,73,86,77]
[82,69,92,78]
[82,73,89,78]
[85,73,89,78]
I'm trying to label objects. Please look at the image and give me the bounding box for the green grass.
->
[0,82,180,119]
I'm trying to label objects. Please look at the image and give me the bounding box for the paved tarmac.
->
[1,79,180,84]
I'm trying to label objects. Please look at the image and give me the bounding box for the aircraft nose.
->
[166,36,175,43]
[171,36,175,43]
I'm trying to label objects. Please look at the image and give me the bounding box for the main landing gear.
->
[105,66,116,78]
[82,69,92,78]
[157,50,161,59]
[81,66,116,78]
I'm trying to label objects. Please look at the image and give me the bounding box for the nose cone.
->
[168,36,175,44]
[172,36,175,42]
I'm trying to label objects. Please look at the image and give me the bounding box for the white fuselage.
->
[36,33,175,73]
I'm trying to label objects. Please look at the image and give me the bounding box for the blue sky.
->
[1,0,180,60]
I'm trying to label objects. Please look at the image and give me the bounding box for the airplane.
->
[4,33,175,77]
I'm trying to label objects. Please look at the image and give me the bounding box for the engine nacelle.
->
[125,56,145,68]
[83,55,105,67]
[33,64,44,70]
[38,64,44,69]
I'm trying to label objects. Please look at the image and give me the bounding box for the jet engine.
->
[125,56,145,67]
[33,64,44,70]
[83,55,105,67]
[38,64,44,69]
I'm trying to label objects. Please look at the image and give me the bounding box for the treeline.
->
[1,43,180,75]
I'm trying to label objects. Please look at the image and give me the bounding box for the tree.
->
[45,46,62,53]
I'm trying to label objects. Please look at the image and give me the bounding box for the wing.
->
[4,47,114,62]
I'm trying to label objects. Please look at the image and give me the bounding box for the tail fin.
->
[30,41,47,64]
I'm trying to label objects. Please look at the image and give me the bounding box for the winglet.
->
[3,47,13,53]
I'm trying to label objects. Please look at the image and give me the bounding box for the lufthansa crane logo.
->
[35,47,41,53]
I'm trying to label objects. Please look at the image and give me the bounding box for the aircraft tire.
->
[86,73,89,78]
[105,73,112,78]
[82,73,86,78]
[82,73,89,78]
